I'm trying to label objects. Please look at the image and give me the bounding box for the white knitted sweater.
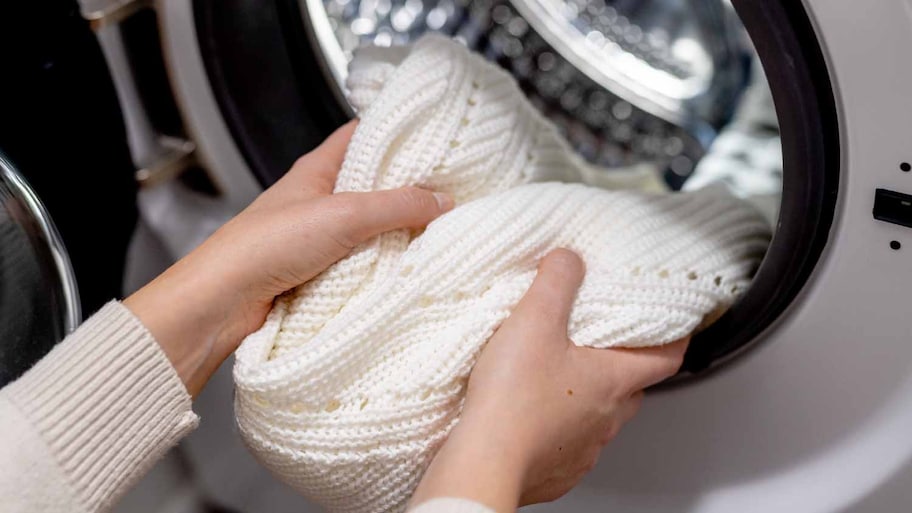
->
[234,36,771,513]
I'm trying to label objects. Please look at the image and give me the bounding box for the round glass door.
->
[0,153,80,386]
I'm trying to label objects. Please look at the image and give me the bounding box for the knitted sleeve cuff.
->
[4,301,199,511]
[408,498,497,513]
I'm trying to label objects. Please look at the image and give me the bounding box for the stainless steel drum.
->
[0,154,79,387]
[305,0,750,178]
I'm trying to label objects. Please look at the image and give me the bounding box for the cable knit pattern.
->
[234,35,771,513]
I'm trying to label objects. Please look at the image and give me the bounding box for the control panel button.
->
[874,189,912,229]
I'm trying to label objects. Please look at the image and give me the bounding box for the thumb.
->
[280,120,357,194]
[510,249,586,336]
[331,186,454,246]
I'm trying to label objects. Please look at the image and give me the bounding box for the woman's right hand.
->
[410,249,689,512]
[125,121,454,397]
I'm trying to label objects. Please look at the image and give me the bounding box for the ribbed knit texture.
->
[3,301,198,512]
[234,35,771,513]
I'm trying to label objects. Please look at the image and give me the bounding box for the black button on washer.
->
[874,189,912,229]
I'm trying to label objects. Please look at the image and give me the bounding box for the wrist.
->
[411,414,528,513]
[124,252,246,397]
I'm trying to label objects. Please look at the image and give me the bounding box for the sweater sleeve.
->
[409,498,497,513]
[0,301,199,513]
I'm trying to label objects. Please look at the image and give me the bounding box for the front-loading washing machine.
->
[69,0,912,511]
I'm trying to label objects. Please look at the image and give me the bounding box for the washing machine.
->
[66,0,912,511]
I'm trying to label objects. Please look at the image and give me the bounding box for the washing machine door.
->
[0,155,80,387]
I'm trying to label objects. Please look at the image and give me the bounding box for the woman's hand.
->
[124,121,453,397]
[410,249,688,512]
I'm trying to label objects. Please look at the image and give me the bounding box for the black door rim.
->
[679,0,839,376]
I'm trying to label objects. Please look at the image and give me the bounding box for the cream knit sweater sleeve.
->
[0,301,198,513]
[410,499,494,513]
[0,302,496,513]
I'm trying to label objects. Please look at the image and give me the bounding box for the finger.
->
[580,337,689,393]
[330,186,454,246]
[593,337,690,392]
[511,249,586,333]
[287,120,358,192]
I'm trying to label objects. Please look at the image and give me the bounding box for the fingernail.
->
[433,192,455,212]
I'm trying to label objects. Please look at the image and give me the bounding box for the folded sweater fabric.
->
[233,35,771,513]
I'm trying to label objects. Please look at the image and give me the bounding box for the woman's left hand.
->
[125,121,453,397]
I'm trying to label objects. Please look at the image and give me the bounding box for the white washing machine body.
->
[549,2,912,511]
[90,0,912,511]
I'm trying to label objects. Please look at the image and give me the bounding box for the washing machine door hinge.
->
[79,0,153,32]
